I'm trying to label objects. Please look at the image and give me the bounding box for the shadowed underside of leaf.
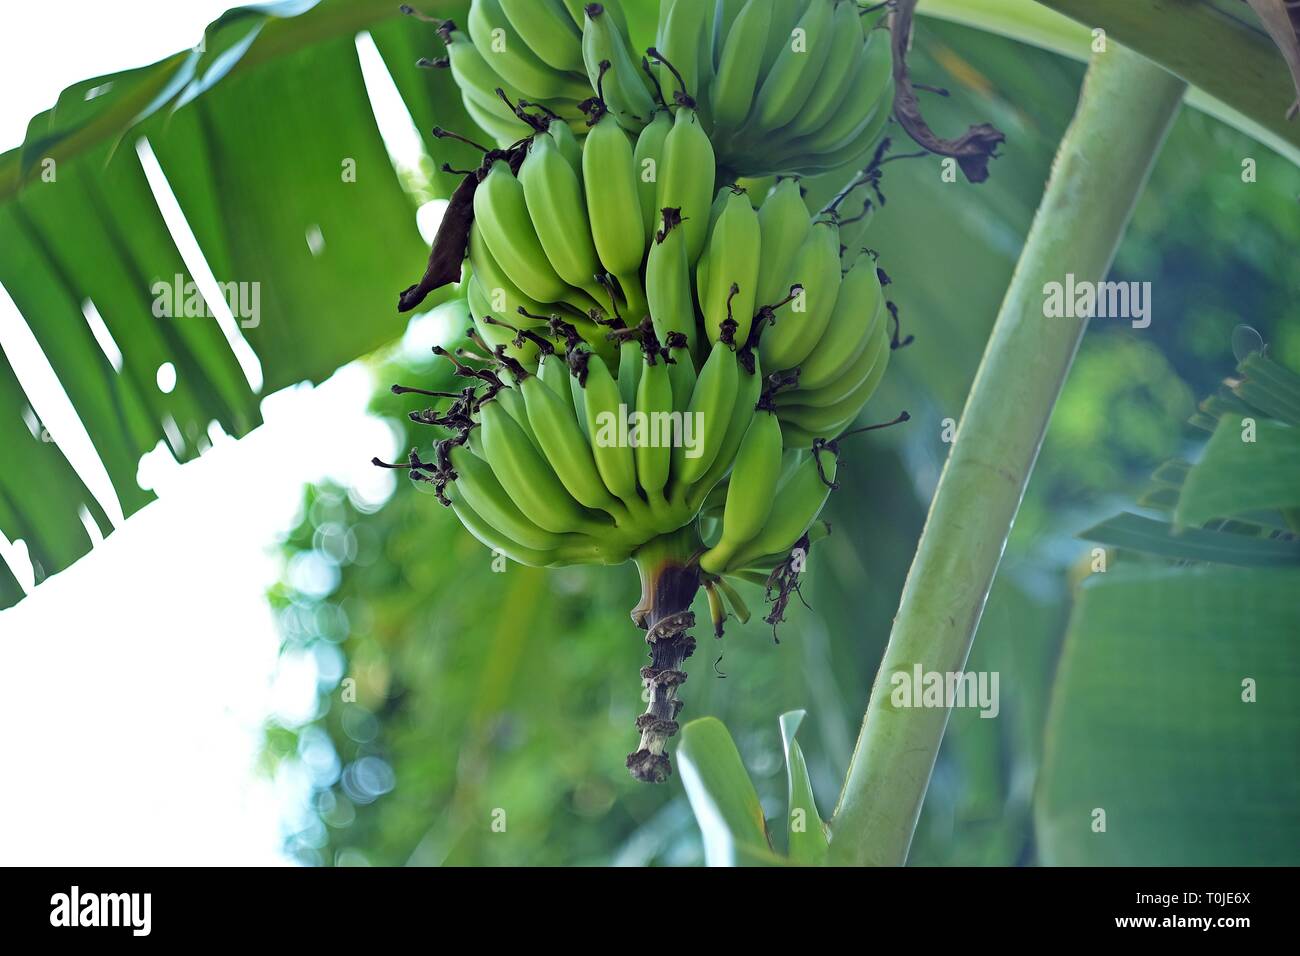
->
[1037,0,1300,160]
[920,0,1300,163]
[1243,0,1300,117]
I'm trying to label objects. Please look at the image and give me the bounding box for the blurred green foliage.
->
[263,21,1300,865]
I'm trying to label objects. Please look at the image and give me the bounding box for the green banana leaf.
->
[1038,0,1300,161]
[1084,351,1300,563]
[0,0,488,607]
[1035,564,1300,865]
[919,0,1300,165]
[1176,416,1300,529]
[675,716,776,866]
[1082,512,1300,566]
[779,710,829,863]
[1232,353,1300,426]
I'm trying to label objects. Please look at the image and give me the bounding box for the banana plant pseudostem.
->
[829,44,1188,866]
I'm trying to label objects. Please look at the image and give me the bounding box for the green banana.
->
[633,346,675,511]
[447,441,566,552]
[755,177,812,308]
[468,285,541,367]
[565,0,629,38]
[569,364,589,438]
[446,490,554,567]
[777,81,893,175]
[797,251,884,390]
[778,419,819,450]
[759,217,842,372]
[731,518,831,576]
[781,0,864,139]
[726,442,838,571]
[582,3,656,132]
[516,366,650,541]
[633,110,672,247]
[777,445,811,486]
[746,0,834,133]
[549,118,585,176]
[478,395,596,534]
[694,186,733,312]
[499,0,585,74]
[711,0,749,67]
[656,106,716,262]
[447,482,619,567]
[483,376,546,457]
[461,92,530,146]
[778,308,887,408]
[655,0,714,118]
[645,208,696,345]
[582,109,648,320]
[759,0,807,81]
[781,28,892,156]
[671,336,738,487]
[468,0,592,102]
[778,329,891,436]
[537,345,576,413]
[700,478,729,521]
[666,333,697,416]
[698,186,761,345]
[473,160,572,305]
[518,132,610,308]
[709,0,773,140]
[467,225,561,329]
[440,23,541,141]
[682,351,762,511]
[451,70,589,140]
[617,337,641,409]
[576,349,641,505]
[699,409,783,574]
[561,0,587,28]
[440,22,527,106]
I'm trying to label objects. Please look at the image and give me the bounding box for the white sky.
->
[0,1,435,864]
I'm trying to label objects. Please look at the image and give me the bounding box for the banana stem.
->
[626,527,703,783]
[827,46,1186,865]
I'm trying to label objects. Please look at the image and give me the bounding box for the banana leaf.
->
[0,0,487,606]
[919,0,1300,164]
[676,716,776,866]
[1036,564,1300,865]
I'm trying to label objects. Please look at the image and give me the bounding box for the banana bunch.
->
[424,1,895,179]
[697,176,895,447]
[458,104,894,516]
[465,84,716,357]
[392,4,909,780]
[382,297,852,584]
[635,0,897,180]
[424,0,646,145]
[400,185,895,555]
[697,0,896,176]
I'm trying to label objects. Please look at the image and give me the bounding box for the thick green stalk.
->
[828,46,1186,866]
